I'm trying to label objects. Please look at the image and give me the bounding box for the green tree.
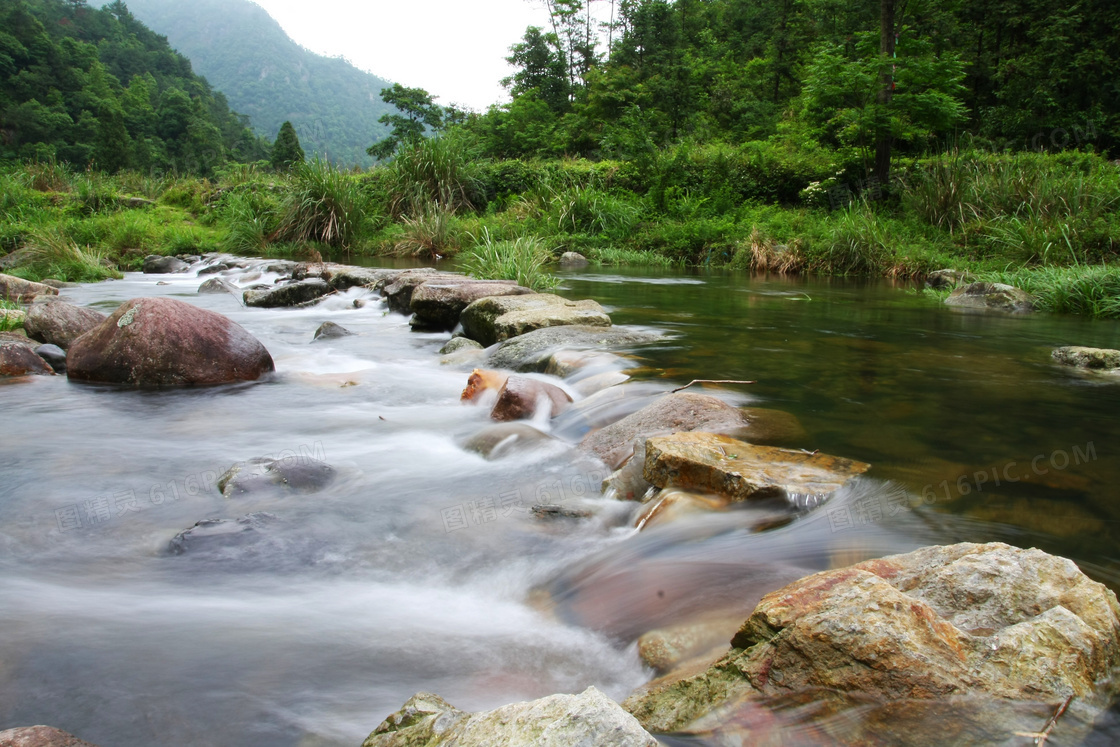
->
[270,120,304,170]
[367,83,443,160]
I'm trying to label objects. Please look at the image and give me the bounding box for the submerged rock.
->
[532,505,593,520]
[142,254,189,274]
[167,513,279,555]
[24,298,107,349]
[463,423,553,460]
[39,279,80,289]
[439,337,483,355]
[244,278,333,308]
[488,325,662,372]
[67,297,274,387]
[580,393,752,470]
[197,277,239,295]
[312,321,353,341]
[643,432,871,503]
[0,273,58,303]
[362,687,657,747]
[218,455,336,499]
[490,376,572,421]
[197,262,230,275]
[944,282,1035,312]
[34,343,66,373]
[461,294,612,347]
[410,278,533,331]
[0,725,101,747]
[0,341,53,377]
[624,542,1120,736]
[1052,345,1120,370]
[461,369,509,403]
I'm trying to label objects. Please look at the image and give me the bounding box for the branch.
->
[671,379,757,393]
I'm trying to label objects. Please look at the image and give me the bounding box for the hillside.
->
[112,0,394,167]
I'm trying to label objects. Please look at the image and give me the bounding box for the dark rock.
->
[244,279,333,308]
[264,261,298,275]
[67,297,274,387]
[461,294,611,347]
[1052,346,1120,370]
[463,423,553,460]
[218,455,336,499]
[439,337,483,355]
[176,254,201,263]
[0,725,101,747]
[559,251,590,268]
[0,273,58,303]
[490,376,572,421]
[410,278,532,331]
[198,263,230,275]
[944,282,1035,312]
[142,255,189,274]
[197,277,238,295]
[313,321,353,341]
[0,341,53,377]
[291,262,331,281]
[34,344,66,373]
[488,325,661,372]
[167,513,279,555]
[24,298,107,349]
[532,505,593,520]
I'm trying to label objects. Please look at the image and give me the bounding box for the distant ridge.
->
[111,0,395,167]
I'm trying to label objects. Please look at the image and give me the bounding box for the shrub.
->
[221,190,280,254]
[273,159,374,248]
[384,134,483,218]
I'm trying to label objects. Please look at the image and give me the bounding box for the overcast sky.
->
[250,0,553,111]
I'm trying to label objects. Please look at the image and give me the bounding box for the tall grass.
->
[273,158,374,248]
[385,135,482,218]
[221,190,279,254]
[15,226,122,283]
[0,299,23,332]
[389,207,460,258]
[590,246,682,267]
[978,265,1120,318]
[459,230,558,290]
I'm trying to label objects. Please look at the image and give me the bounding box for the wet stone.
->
[313,321,354,341]
[218,455,336,499]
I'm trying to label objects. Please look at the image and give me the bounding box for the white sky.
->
[251,0,553,111]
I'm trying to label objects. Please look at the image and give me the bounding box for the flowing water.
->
[1,261,1119,746]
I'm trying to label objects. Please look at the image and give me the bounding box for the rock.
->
[490,376,573,421]
[0,725,101,747]
[559,251,590,268]
[410,279,533,331]
[218,455,336,499]
[572,371,630,397]
[1052,346,1120,370]
[0,248,32,271]
[624,542,1120,735]
[488,326,663,372]
[0,273,58,303]
[439,337,483,355]
[362,687,657,747]
[312,321,353,341]
[0,307,25,327]
[580,393,752,470]
[197,263,230,275]
[463,423,553,460]
[263,261,298,275]
[167,513,279,555]
[142,255,189,274]
[644,432,870,503]
[124,196,156,209]
[380,269,446,314]
[38,279,79,289]
[532,505,593,520]
[244,279,333,308]
[327,265,396,291]
[23,298,107,349]
[637,619,740,675]
[34,344,66,373]
[197,277,238,295]
[944,282,1035,312]
[603,440,653,501]
[0,341,53,376]
[67,297,274,387]
[633,489,733,529]
[461,369,509,403]
[925,269,969,289]
[461,294,612,347]
[0,331,30,344]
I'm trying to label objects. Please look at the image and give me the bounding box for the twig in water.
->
[671,379,757,393]
[1014,696,1072,746]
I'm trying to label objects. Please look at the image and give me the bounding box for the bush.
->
[221,190,280,254]
[385,134,483,218]
[459,230,558,290]
[273,159,375,248]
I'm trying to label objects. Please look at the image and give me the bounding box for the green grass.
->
[459,230,559,290]
[0,298,23,332]
[384,134,482,218]
[273,158,376,249]
[588,246,682,267]
[977,265,1120,318]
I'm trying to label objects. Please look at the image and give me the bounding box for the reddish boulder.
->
[0,726,100,747]
[0,341,53,376]
[67,297,274,387]
[490,376,572,421]
[24,298,107,349]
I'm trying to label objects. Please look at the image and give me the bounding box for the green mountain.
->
[109,0,394,167]
[0,0,267,173]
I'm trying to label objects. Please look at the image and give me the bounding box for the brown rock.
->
[1052,345,1120,370]
[461,369,509,403]
[0,725,100,747]
[409,278,532,331]
[463,423,553,460]
[0,273,58,303]
[23,299,107,349]
[945,282,1035,312]
[460,294,611,347]
[579,393,752,470]
[490,376,572,421]
[0,341,53,376]
[67,297,274,387]
[379,269,447,314]
[643,432,871,502]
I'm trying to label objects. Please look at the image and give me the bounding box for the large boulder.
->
[328,265,399,291]
[1052,345,1120,370]
[379,269,446,314]
[23,298,107,349]
[559,251,590,268]
[0,341,53,376]
[409,278,533,331]
[67,297,274,387]
[244,279,333,308]
[644,432,870,503]
[461,294,611,347]
[142,254,189,274]
[0,273,58,303]
[579,393,752,470]
[490,376,573,421]
[362,687,657,747]
[488,326,663,372]
[945,282,1035,312]
[0,726,100,747]
[218,455,336,499]
[624,543,1120,737]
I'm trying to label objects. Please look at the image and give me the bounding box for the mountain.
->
[0,0,267,173]
[108,0,394,167]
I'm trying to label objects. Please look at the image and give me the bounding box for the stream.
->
[1,261,1119,746]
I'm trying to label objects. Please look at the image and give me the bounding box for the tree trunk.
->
[874,0,897,187]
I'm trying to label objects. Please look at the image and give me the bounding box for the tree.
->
[366,83,443,159]
[270,120,304,170]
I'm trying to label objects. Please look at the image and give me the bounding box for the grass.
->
[273,158,375,249]
[384,134,482,218]
[13,225,122,283]
[459,230,559,290]
[388,207,461,259]
[977,265,1120,318]
[0,299,23,332]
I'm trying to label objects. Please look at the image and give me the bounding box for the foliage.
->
[0,298,22,332]
[368,83,446,160]
[270,122,305,171]
[389,207,460,259]
[383,134,483,218]
[16,224,123,283]
[459,230,559,290]
[272,158,374,248]
[978,265,1120,318]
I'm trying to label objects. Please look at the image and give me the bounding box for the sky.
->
[250,0,553,112]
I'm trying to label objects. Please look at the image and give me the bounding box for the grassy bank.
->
[2,144,1118,316]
